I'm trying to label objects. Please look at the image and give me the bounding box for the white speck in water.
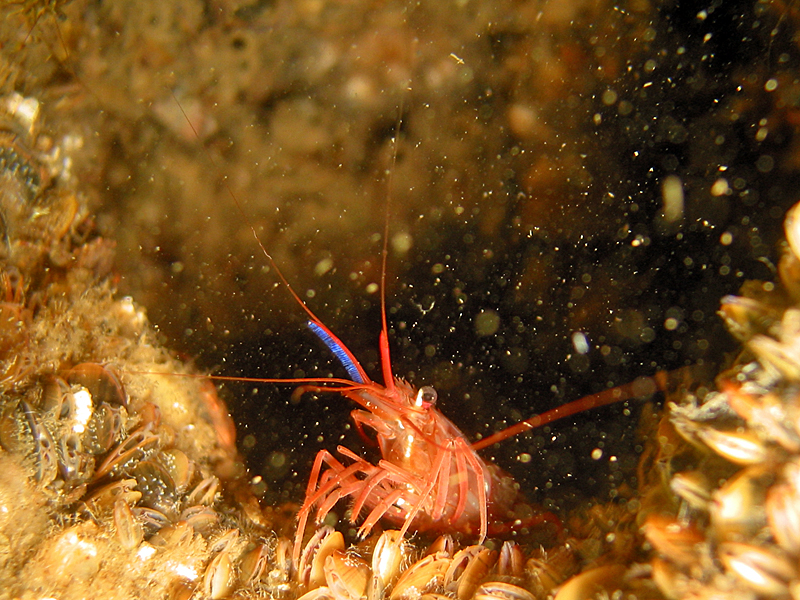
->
[391,232,413,254]
[314,257,334,276]
[571,331,590,355]
[661,175,684,223]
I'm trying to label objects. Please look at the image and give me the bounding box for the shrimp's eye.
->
[415,386,437,407]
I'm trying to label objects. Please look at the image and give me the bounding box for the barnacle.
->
[0,93,268,599]
[636,200,800,599]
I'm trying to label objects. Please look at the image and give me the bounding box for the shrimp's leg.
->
[351,454,452,538]
[337,445,369,463]
[296,445,396,565]
[356,487,407,539]
[431,445,452,521]
[377,459,427,491]
[307,460,366,519]
[349,467,392,522]
[457,439,488,544]
[304,449,345,498]
[397,443,452,541]
[315,486,351,522]
[313,452,378,521]
[351,409,395,439]
[294,449,351,566]
[451,444,469,525]
[352,415,378,446]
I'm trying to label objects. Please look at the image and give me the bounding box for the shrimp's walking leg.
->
[457,439,488,543]
[351,410,395,440]
[294,449,350,566]
[314,455,378,520]
[352,450,447,539]
[304,449,345,498]
[397,443,452,541]
[451,444,469,525]
[431,446,452,522]
[357,488,407,539]
[349,468,392,522]
[307,460,367,520]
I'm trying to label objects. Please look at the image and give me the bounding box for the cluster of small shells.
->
[0,92,271,600]
[289,527,572,600]
[637,199,800,599]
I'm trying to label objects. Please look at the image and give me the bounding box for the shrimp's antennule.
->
[307,321,366,384]
[170,92,372,386]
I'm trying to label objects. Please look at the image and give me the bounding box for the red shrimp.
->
[172,101,680,568]
[283,292,675,566]
[213,178,673,569]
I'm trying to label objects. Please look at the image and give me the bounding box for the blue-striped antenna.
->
[307,320,365,384]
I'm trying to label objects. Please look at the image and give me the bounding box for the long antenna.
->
[378,89,408,390]
[170,91,370,385]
